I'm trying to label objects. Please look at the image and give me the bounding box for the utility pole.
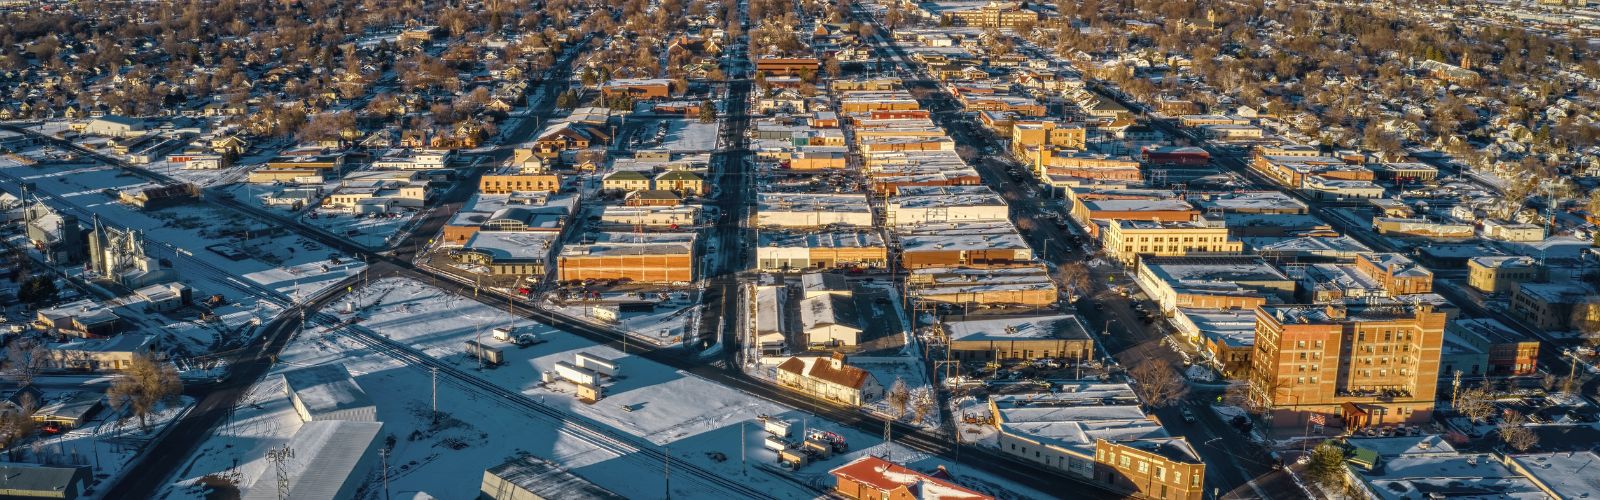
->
[1451,370,1462,410]
[883,418,892,463]
[431,366,440,424]
[740,421,746,476]
[663,445,671,500]
[266,445,295,500]
[380,447,391,500]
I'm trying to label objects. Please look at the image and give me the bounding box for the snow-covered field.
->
[140,159,250,188]
[542,294,702,348]
[298,206,420,250]
[162,277,1052,498]
[661,120,720,153]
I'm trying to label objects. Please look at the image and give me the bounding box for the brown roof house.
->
[775,353,883,406]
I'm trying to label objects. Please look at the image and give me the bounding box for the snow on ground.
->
[140,160,250,188]
[542,295,701,348]
[855,356,941,430]
[19,394,193,499]
[278,277,1057,498]
[298,206,423,250]
[949,395,1000,448]
[661,120,720,153]
[158,327,631,499]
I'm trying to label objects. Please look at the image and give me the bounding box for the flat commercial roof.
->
[757,192,872,213]
[1141,255,1289,283]
[759,229,886,248]
[1175,308,1256,348]
[463,231,557,261]
[990,382,1199,463]
[944,314,1090,342]
[1195,191,1308,213]
[1080,199,1195,213]
[1508,451,1600,499]
[890,185,1006,209]
[896,222,1029,252]
[562,231,696,257]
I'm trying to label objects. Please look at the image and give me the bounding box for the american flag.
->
[1309,414,1326,426]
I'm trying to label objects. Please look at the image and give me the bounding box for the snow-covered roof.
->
[281,364,375,419]
[896,222,1030,253]
[1347,435,1458,459]
[1357,453,1543,500]
[485,455,627,500]
[1174,308,1256,348]
[463,231,557,262]
[1508,451,1600,500]
[829,456,991,500]
[799,294,861,332]
[944,314,1090,342]
[990,383,1199,462]
[241,420,384,500]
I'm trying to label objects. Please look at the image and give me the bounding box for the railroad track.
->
[318,312,779,499]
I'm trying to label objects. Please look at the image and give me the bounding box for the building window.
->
[1120,456,1130,468]
[1138,461,1149,473]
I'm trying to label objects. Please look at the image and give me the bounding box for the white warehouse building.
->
[282,364,378,423]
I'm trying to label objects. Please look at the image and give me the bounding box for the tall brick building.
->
[1248,303,1446,429]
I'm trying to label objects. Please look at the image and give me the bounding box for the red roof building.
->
[830,456,993,500]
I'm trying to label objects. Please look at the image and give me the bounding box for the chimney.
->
[830,352,845,370]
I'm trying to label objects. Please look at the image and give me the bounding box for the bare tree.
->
[1129,359,1187,408]
[1055,262,1091,300]
[887,377,910,419]
[1498,412,1538,452]
[0,410,33,449]
[5,338,49,387]
[107,353,184,431]
[1455,386,1495,423]
[911,392,934,424]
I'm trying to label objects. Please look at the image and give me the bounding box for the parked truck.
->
[493,327,543,346]
[554,361,600,386]
[464,340,503,365]
[805,429,848,453]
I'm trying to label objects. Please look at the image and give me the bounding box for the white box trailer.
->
[574,352,619,377]
[763,418,792,438]
[763,436,789,453]
[464,340,504,365]
[554,361,600,386]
